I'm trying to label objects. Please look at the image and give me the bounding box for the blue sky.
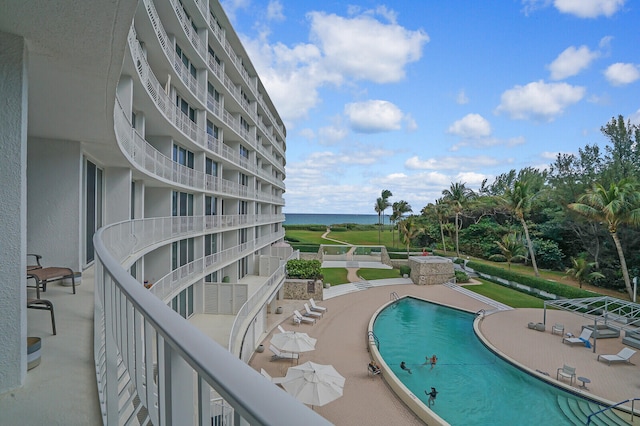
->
[221,0,640,214]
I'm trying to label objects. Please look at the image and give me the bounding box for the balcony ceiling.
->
[0,0,137,147]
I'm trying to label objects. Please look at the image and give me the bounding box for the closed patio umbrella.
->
[271,331,317,353]
[282,361,345,408]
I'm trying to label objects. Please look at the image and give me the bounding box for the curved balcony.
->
[116,97,286,203]
[93,221,325,425]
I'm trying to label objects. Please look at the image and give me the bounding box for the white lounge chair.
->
[269,344,299,363]
[260,368,285,384]
[293,310,315,325]
[309,298,327,313]
[597,347,636,365]
[562,329,592,347]
[304,303,323,318]
[556,364,576,385]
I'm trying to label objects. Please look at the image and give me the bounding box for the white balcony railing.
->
[93,221,327,425]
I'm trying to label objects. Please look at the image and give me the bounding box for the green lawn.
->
[326,229,401,248]
[285,230,329,245]
[321,268,349,286]
[463,278,545,308]
[358,268,403,280]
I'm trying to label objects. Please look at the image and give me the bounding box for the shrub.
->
[455,270,469,283]
[286,259,322,279]
[399,265,411,276]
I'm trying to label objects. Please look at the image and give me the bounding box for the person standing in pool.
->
[425,387,438,406]
[429,354,438,370]
[400,361,412,374]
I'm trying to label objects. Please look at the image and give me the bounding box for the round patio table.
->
[577,376,591,389]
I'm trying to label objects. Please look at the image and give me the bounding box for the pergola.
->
[543,296,640,353]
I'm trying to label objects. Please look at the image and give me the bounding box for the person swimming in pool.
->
[400,361,412,374]
[429,354,438,370]
[425,387,438,406]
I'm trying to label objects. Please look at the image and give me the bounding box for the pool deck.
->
[249,282,640,425]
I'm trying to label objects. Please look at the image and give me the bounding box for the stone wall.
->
[283,279,324,300]
[408,256,454,285]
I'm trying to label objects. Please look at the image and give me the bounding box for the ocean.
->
[284,213,379,226]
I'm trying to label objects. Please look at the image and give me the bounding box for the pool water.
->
[373,298,581,425]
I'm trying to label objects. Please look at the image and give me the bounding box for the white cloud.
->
[447,114,492,138]
[307,11,429,83]
[318,124,348,145]
[405,155,502,171]
[266,0,285,22]
[604,62,640,86]
[344,100,404,133]
[495,80,585,121]
[450,135,525,152]
[548,45,599,80]
[456,89,469,105]
[554,0,626,18]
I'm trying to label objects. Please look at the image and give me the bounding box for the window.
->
[173,144,194,169]
[205,196,217,215]
[171,286,194,319]
[172,191,194,216]
[85,159,103,263]
[172,238,194,269]
[175,44,197,78]
[239,145,249,159]
[239,200,247,215]
[207,82,219,102]
[205,233,217,256]
[131,181,136,220]
[176,95,196,123]
[206,120,219,139]
[239,228,247,244]
[208,46,221,66]
[205,271,218,283]
[239,173,249,186]
[240,116,250,133]
[205,158,218,176]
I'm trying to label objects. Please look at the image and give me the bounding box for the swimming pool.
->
[373,297,599,425]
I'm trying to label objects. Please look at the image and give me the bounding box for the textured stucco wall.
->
[0,32,28,394]
[282,279,323,301]
[408,256,455,285]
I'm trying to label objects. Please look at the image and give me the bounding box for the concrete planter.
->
[27,337,41,370]
[256,344,265,353]
[276,306,283,314]
[62,272,81,287]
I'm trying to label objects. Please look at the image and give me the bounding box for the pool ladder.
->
[390,291,399,301]
[367,331,380,349]
[476,309,486,318]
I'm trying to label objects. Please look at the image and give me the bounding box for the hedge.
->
[467,260,599,299]
[286,259,322,279]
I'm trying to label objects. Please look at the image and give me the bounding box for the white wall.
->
[0,31,28,394]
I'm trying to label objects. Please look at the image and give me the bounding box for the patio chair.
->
[27,264,77,298]
[303,303,323,318]
[260,368,285,385]
[27,253,43,271]
[309,298,327,313]
[556,364,576,385]
[27,298,56,335]
[562,328,592,347]
[597,347,636,365]
[293,310,316,325]
[269,345,299,364]
[551,323,564,336]
[368,362,381,377]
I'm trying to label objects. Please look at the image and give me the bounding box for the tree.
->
[442,182,475,257]
[398,217,424,258]
[601,115,640,183]
[374,190,393,244]
[497,169,545,277]
[489,233,526,270]
[569,178,640,299]
[391,200,412,248]
[565,256,604,289]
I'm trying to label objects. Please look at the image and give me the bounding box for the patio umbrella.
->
[282,361,345,407]
[271,331,317,353]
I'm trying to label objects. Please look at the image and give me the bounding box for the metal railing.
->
[93,223,330,425]
[586,398,639,424]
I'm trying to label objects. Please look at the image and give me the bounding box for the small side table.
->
[577,376,591,389]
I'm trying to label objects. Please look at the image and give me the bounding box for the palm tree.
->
[434,198,449,254]
[391,200,412,248]
[489,233,526,270]
[442,182,474,257]
[499,177,540,277]
[398,217,424,258]
[374,190,393,243]
[564,256,604,289]
[568,178,640,299]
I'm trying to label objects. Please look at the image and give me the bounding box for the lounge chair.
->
[27,253,43,271]
[556,364,576,385]
[562,329,592,347]
[277,325,288,334]
[27,265,77,298]
[293,310,315,325]
[260,368,285,385]
[27,298,56,335]
[269,344,299,363]
[303,303,323,318]
[368,362,381,377]
[309,298,327,313]
[597,347,636,365]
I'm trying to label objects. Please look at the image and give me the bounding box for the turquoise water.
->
[373,298,580,425]
[284,213,379,226]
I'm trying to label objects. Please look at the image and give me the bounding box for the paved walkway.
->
[250,280,640,425]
